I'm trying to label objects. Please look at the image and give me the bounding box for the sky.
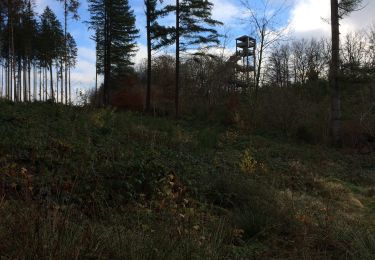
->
[34,0,375,93]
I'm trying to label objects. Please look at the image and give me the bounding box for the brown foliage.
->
[109,74,174,114]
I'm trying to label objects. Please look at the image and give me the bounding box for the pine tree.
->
[166,0,222,117]
[20,0,38,101]
[330,0,363,146]
[88,0,139,105]
[66,32,77,103]
[0,2,5,97]
[39,7,64,101]
[57,0,79,104]
[145,0,175,112]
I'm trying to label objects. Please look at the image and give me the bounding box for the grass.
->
[0,101,375,259]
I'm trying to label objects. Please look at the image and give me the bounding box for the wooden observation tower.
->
[235,35,256,89]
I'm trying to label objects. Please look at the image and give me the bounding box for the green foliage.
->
[39,7,64,68]
[164,0,223,51]
[0,102,374,258]
[88,0,139,77]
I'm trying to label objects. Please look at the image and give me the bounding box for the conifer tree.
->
[330,0,363,146]
[166,0,222,117]
[88,0,139,105]
[0,2,5,97]
[66,32,77,103]
[20,0,38,101]
[57,0,79,104]
[145,0,175,112]
[39,7,64,101]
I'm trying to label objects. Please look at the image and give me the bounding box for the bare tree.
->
[267,43,291,87]
[240,0,290,97]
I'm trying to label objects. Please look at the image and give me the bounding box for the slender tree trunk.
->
[8,60,10,100]
[56,64,59,102]
[69,66,71,104]
[28,59,31,101]
[33,64,36,101]
[0,62,3,97]
[60,58,64,103]
[95,56,98,105]
[103,3,109,105]
[106,19,112,106]
[44,66,47,101]
[255,31,264,99]
[64,0,68,105]
[11,22,16,102]
[103,1,112,106]
[175,0,180,118]
[330,0,341,146]
[50,64,54,101]
[23,59,27,101]
[17,58,21,102]
[39,66,42,101]
[146,0,152,112]
[7,61,10,100]
[0,62,2,98]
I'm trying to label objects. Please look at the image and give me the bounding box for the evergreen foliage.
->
[166,0,223,51]
[88,0,139,79]
[0,1,77,102]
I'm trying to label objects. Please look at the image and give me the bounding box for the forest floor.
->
[0,102,375,259]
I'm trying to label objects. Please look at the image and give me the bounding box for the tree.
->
[145,0,155,113]
[166,0,222,117]
[267,43,290,87]
[66,32,77,103]
[144,0,174,113]
[329,0,363,146]
[0,1,5,97]
[88,0,139,105]
[20,0,38,101]
[39,6,64,101]
[57,0,79,104]
[240,0,290,98]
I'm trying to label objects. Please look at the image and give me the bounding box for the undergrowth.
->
[0,102,374,259]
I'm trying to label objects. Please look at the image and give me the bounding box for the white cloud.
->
[211,0,242,23]
[133,44,148,65]
[289,0,330,38]
[289,0,375,39]
[34,0,60,14]
[70,47,96,94]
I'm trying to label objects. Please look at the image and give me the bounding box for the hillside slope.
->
[0,102,374,259]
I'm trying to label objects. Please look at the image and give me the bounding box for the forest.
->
[0,0,375,259]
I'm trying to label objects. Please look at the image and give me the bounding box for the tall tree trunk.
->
[145,0,152,113]
[28,59,31,101]
[64,0,68,105]
[17,58,21,102]
[7,60,10,100]
[56,64,59,102]
[255,30,265,100]
[175,0,180,118]
[60,58,64,103]
[330,0,341,146]
[103,3,109,106]
[44,66,47,101]
[1,62,3,97]
[95,56,98,105]
[50,64,55,101]
[33,64,36,101]
[69,66,71,104]
[0,63,2,97]
[39,67,42,101]
[103,1,112,106]
[11,21,16,102]
[23,59,27,101]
